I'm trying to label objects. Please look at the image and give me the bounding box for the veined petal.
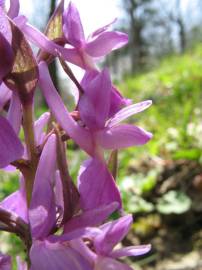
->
[34,112,50,146]
[0,116,23,168]
[7,0,20,18]
[7,92,22,135]
[79,69,111,130]
[85,31,128,57]
[108,100,152,127]
[96,124,152,150]
[39,62,93,155]
[30,240,93,270]
[94,215,132,255]
[63,2,85,47]
[29,135,57,239]
[64,202,119,233]
[78,158,122,210]
[0,83,12,111]
[0,176,28,222]
[95,257,132,270]
[110,244,151,258]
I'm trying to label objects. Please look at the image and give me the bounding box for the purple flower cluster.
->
[0,1,152,269]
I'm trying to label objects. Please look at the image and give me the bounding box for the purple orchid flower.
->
[39,62,152,157]
[14,1,128,70]
[39,61,152,209]
[62,2,128,69]
[72,215,151,270]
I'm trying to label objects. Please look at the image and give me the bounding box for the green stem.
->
[22,102,38,205]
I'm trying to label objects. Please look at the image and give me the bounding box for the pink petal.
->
[95,256,133,270]
[109,86,132,118]
[64,202,119,233]
[0,252,11,270]
[96,124,152,150]
[63,2,85,47]
[34,112,50,146]
[94,215,132,255]
[85,31,128,57]
[108,100,152,127]
[79,69,111,130]
[110,244,151,258]
[7,0,20,18]
[90,19,117,38]
[0,176,28,222]
[0,116,23,168]
[78,158,122,210]
[19,23,85,68]
[39,62,93,155]
[29,135,57,239]
[30,240,93,270]
[7,92,22,135]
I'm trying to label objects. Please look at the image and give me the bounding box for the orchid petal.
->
[64,202,118,233]
[0,83,12,111]
[0,32,13,81]
[110,244,151,258]
[34,112,50,146]
[95,256,133,270]
[94,215,132,255]
[78,158,122,210]
[29,135,57,239]
[0,176,28,222]
[109,86,132,117]
[39,62,93,155]
[7,0,20,18]
[48,227,101,243]
[108,100,152,127]
[7,92,22,135]
[96,124,152,150]
[90,19,117,38]
[30,240,93,270]
[0,8,12,42]
[19,23,85,68]
[79,69,111,130]
[0,252,11,270]
[63,2,85,47]
[70,239,96,265]
[0,1,5,8]
[0,116,23,168]
[85,31,128,57]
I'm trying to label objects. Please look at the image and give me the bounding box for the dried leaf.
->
[38,0,64,62]
[4,19,38,104]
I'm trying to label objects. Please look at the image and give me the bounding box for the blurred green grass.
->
[119,45,202,160]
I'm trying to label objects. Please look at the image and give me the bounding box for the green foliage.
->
[156,190,192,214]
[120,45,202,160]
